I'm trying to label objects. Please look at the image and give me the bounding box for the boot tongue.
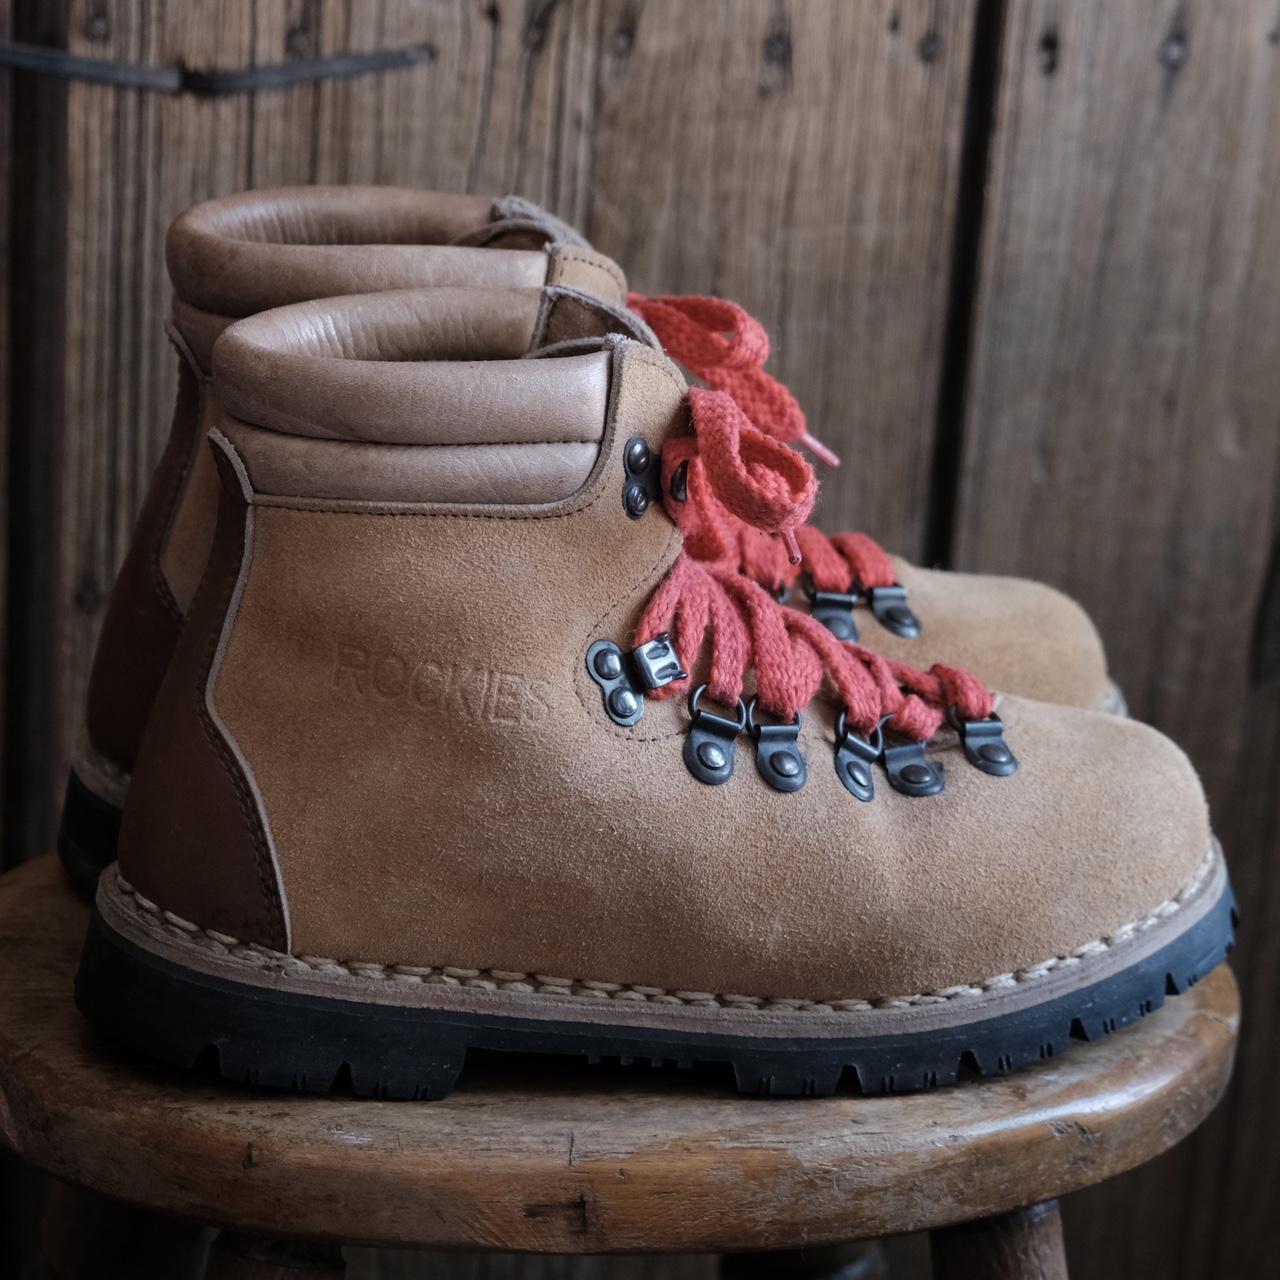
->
[451,195,591,250]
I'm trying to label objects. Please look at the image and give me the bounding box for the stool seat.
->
[0,856,1238,1256]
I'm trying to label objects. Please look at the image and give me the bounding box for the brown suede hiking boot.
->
[64,187,1115,897]
[75,285,1234,1100]
[59,186,626,896]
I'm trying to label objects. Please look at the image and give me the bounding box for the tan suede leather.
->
[84,188,625,776]
[861,559,1111,712]
[119,287,1212,1006]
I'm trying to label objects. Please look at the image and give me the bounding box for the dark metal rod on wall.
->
[0,40,436,95]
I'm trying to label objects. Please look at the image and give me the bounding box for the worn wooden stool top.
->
[0,856,1238,1255]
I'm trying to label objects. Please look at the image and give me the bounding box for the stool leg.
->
[205,1232,346,1280]
[37,1179,211,1280]
[720,1241,887,1278]
[930,1200,1068,1280]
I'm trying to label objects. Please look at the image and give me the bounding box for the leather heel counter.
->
[85,346,202,772]
[117,434,288,951]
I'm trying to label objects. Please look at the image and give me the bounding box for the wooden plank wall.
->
[956,4,1280,1278]
[2,2,1277,1277]
[0,0,8,859]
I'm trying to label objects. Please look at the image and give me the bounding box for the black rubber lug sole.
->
[57,770,123,901]
[75,881,1237,1101]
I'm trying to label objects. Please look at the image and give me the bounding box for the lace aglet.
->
[782,528,802,565]
[801,432,840,468]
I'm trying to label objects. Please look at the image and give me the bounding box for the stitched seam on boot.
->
[189,492,289,951]
[107,843,1219,1013]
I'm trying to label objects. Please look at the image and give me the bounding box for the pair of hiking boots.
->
[71,187,1234,1099]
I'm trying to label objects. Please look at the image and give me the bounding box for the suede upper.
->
[118,286,1213,1005]
[868,559,1111,712]
[84,188,626,777]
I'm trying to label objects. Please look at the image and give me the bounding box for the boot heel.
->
[57,770,123,899]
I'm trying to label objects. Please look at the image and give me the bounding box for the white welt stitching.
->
[110,843,1219,1014]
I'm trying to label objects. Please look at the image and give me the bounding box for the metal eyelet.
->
[947,707,1018,777]
[669,459,689,503]
[804,577,860,641]
[587,640,644,725]
[587,633,687,727]
[746,698,807,793]
[622,435,663,519]
[684,685,747,785]
[878,714,945,797]
[834,709,883,802]
[866,583,921,639]
[631,634,686,691]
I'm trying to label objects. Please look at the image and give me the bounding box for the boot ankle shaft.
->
[117,338,687,948]
[210,284,657,507]
[82,190,626,778]
[216,349,613,507]
[166,185,624,320]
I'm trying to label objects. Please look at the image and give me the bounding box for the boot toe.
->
[831,695,1216,1002]
[869,560,1112,711]
[634,695,1218,1008]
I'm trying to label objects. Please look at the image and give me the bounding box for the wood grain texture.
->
[952,4,1280,1277]
[931,1201,1066,1280]
[956,0,1280,773]
[0,857,1239,1257]
[0,0,9,853]
[586,0,975,559]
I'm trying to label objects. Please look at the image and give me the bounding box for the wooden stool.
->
[0,857,1238,1279]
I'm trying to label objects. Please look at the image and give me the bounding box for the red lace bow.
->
[634,389,993,740]
[630,292,899,596]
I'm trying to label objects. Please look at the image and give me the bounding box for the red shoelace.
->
[634,387,992,741]
[629,292,898,597]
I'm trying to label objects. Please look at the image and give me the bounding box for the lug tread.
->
[75,884,1237,1101]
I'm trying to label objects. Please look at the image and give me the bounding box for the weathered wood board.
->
[954,4,1280,1277]
[3,2,1278,1278]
